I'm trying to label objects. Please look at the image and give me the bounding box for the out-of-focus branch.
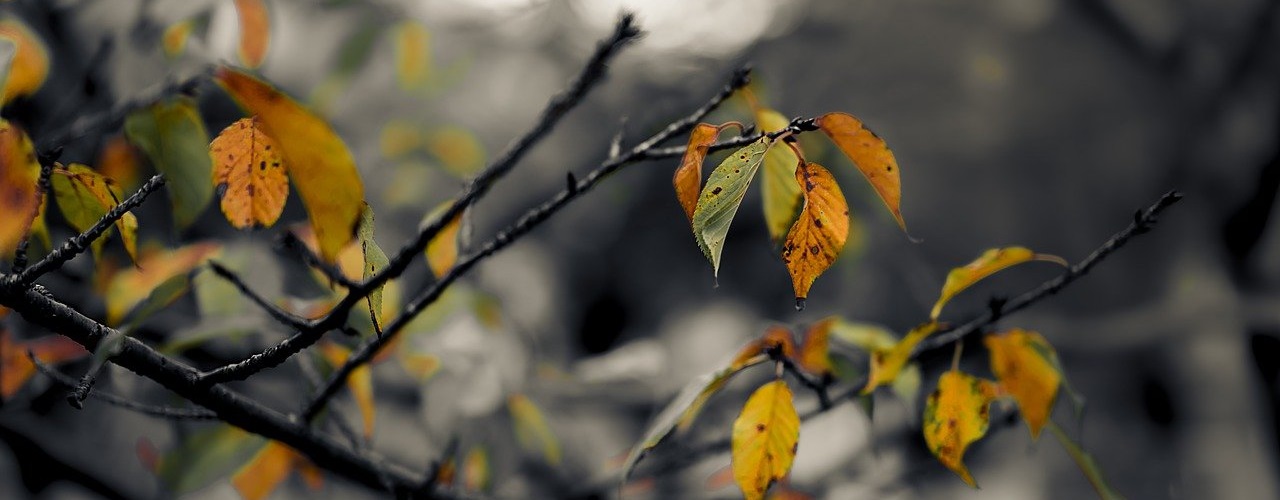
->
[34,69,209,154]
[29,354,219,420]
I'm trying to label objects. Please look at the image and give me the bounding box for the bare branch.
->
[277,230,360,289]
[30,353,218,420]
[11,159,55,275]
[207,260,311,330]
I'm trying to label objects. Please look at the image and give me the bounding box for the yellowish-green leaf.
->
[379,120,421,159]
[0,120,40,257]
[509,393,561,465]
[105,243,220,326]
[215,67,364,263]
[425,126,485,177]
[816,112,906,232]
[863,321,939,394]
[931,246,1067,320]
[781,162,849,309]
[463,446,490,492]
[673,123,722,223]
[985,328,1061,439]
[423,201,463,278]
[922,370,998,488]
[162,19,193,58]
[233,0,270,68]
[1046,421,1126,500]
[0,18,48,104]
[692,138,771,277]
[50,163,139,263]
[124,98,214,229]
[732,380,800,500]
[210,116,289,229]
[797,317,835,377]
[356,204,389,333]
[828,319,896,352]
[392,20,430,90]
[320,342,376,438]
[398,352,440,381]
[755,109,803,246]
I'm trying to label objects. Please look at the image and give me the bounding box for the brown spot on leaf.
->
[711,187,722,195]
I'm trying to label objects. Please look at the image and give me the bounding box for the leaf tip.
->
[794,297,805,311]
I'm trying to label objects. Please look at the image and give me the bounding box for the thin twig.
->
[30,353,218,420]
[207,260,311,330]
[35,70,209,154]
[277,231,360,289]
[11,160,55,275]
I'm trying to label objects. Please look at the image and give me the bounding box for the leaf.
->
[233,0,271,68]
[155,425,262,495]
[781,162,849,309]
[399,352,441,381]
[508,393,561,465]
[922,370,998,488]
[463,446,490,492]
[105,243,220,326]
[120,273,192,329]
[356,204,389,333]
[423,201,463,278]
[215,67,365,263]
[797,317,835,377]
[210,117,289,229]
[731,380,800,500]
[984,329,1061,439]
[0,120,41,257]
[827,319,897,352]
[162,19,194,58]
[379,120,422,159]
[815,112,906,232]
[673,123,723,222]
[892,362,923,414]
[863,321,939,394]
[231,440,325,500]
[426,126,486,177]
[97,135,141,192]
[309,16,381,111]
[931,246,1067,320]
[50,163,139,262]
[125,98,214,229]
[691,138,771,277]
[755,109,803,247]
[0,18,48,103]
[0,330,89,400]
[392,20,430,90]
[758,325,797,360]
[1046,421,1126,500]
[320,342,376,438]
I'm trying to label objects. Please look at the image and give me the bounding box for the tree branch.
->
[29,354,219,420]
[207,260,311,330]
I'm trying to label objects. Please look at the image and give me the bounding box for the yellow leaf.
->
[508,393,561,465]
[931,246,1067,320]
[320,342,376,438]
[781,162,849,308]
[463,447,490,492]
[863,321,939,394]
[231,441,291,500]
[984,329,1061,439]
[922,370,998,488]
[105,243,220,325]
[50,163,139,262]
[0,120,40,257]
[815,112,906,232]
[0,18,48,104]
[754,108,803,247]
[233,0,270,68]
[673,123,722,222]
[423,201,463,278]
[0,330,88,400]
[162,19,193,58]
[797,317,835,377]
[425,126,485,177]
[731,380,800,500]
[379,120,422,159]
[97,135,141,192]
[392,20,430,90]
[215,67,364,263]
[210,117,289,229]
[398,352,440,381]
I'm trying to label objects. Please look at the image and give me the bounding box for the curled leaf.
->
[673,123,723,222]
[0,18,48,103]
[731,380,800,500]
[781,162,849,309]
[210,117,289,229]
[0,120,41,257]
[692,138,771,277]
[931,247,1067,319]
[863,321,939,394]
[233,0,270,68]
[984,329,1061,439]
[215,67,364,263]
[816,112,906,232]
[922,370,998,487]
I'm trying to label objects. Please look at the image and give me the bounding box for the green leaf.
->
[156,425,264,495]
[691,138,770,277]
[125,97,213,229]
[120,272,192,329]
[357,203,389,335]
[1047,421,1125,500]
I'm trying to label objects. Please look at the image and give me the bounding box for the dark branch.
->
[11,159,55,275]
[30,354,218,420]
[35,70,208,154]
[207,260,311,330]
[277,231,360,289]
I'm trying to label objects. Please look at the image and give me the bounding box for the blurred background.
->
[1,0,1278,498]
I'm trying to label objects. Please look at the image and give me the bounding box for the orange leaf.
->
[0,120,40,257]
[922,370,999,487]
[104,243,220,325]
[984,329,1061,439]
[780,162,849,308]
[731,380,800,500]
[931,247,1067,320]
[815,112,905,232]
[210,117,289,229]
[423,202,463,278]
[1,330,89,400]
[462,447,489,492]
[398,352,440,381]
[97,135,141,192]
[233,0,270,68]
[162,20,193,58]
[759,326,797,360]
[320,342,376,438]
[863,321,939,394]
[509,393,561,465]
[215,67,364,263]
[797,317,835,377]
[392,20,430,90]
[0,18,49,103]
[434,454,457,487]
[231,441,294,500]
[673,123,722,222]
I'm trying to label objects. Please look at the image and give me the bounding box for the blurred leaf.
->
[0,18,47,103]
[931,246,1067,320]
[1046,422,1126,500]
[463,446,489,492]
[815,112,906,232]
[210,116,289,229]
[673,123,723,223]
[155,425,262,495]
[984,329,1061,439]
[759,325,797,360]
[392,20,430,90]
[97,135,141,192]
[892,362,922,414]
[398,352,440,381]
[692,138,770,278]
[781,162,849,309]
[509,393,561,465]
[433,454,457,487]
[50,163,139,263]
[310,17,381,111]
[732,380,799,500]
[215,67,364,263]
[828,319,896,352]
[423,201,463,278]
[233,0,270,68]
[125,98,214,229]
[356,204,389,333]
[120,272,192,329]
[231,440,325,500]
[425,126,485,177]
[0,329,88,400]
[863,321,938,394]
[379,120,421,159]
[922,370,998,488]
[320,342,376,438]
[162,19,193,58]
[797,317,835,377]
[105,243,220,325]
[753,107,803,247]
[0,120,41,257]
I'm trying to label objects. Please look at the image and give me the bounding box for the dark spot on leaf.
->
[246,184,255,196]
[272,162,280,168]
[809,245,820,255]
[228,153,235,161]
[215,182,228,199]
[264,145,271,150]
[711,187,722,195]
[886,166,892,172]
[259,161,267,171]
[813,218,823,228]
[756,423,766,432]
